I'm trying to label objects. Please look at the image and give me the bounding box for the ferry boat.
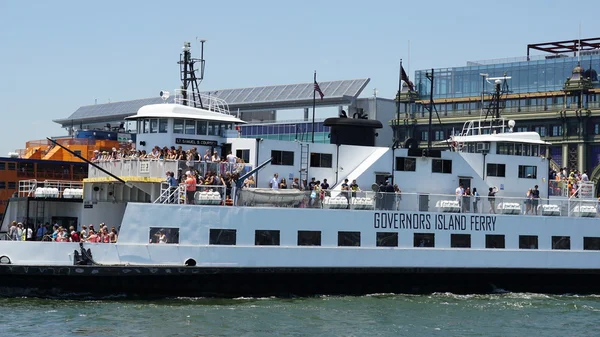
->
[0,43,599,298]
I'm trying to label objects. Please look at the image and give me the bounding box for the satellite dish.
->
[371,183,379,192]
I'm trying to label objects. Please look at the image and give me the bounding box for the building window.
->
[552,236,570,250]
[534,126,547,137]
[395,157,416,172]
[271,150,294,166]
[552,125,563,137]
[255,230,280,246]
[376,232,398,247]
[236,149,250,163]
[0,163,5,170]
[298,230,321,246]
[310,153,333,168]
[485,235,505,249]
[414,233,435,247]
[185,119,196,135]
[149,227,180,244]
[516,127,528,132]
[434,130,445,141]
[519,235,538,249]
[421,131,429,141]
[451,234,471,248]
[159,119,168,133]
[518,165,537,179]
[338,231,361,246]
[8,182,16,189]
[173,119,184,134]
[486,163,506,177]
[432,159,452,174]
[594,124,600,135]
[7,163,15,170]
[0,182,5,189]
[584,237,600,250]
[209,229,237,245]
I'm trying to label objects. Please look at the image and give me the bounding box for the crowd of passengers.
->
[7,221,118,243]
[91,145,246,165]
[549,167,590,197]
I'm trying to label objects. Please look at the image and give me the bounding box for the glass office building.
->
[240,121,331,143]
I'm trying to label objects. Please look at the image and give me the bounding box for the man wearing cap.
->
[185,171,197,204]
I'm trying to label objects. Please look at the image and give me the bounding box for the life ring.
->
[0,255,11,264]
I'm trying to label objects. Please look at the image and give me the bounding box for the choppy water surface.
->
[1,293,599,337]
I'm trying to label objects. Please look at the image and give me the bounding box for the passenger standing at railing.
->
[292,177,300,190]
[270,173,279,189]
[472,188,480,213]
[531,185,540,215]
[244,175,255,188]
[185,172,197,204]
[321,179,330,197]
[394,184,402,210]
[203,149,211,162]
[455,184,464,208]
[212,150,220,162]
[525,188,533,215]
[488,187,496,214]
[350,179,360,198]
[279,178,288,189]
[166,171,178,203]
[341,179,350,200]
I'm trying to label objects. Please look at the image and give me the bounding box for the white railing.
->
[90,160,252,180]
[174,89,230,115]
[155,182,186,204]
[18,179,84,198]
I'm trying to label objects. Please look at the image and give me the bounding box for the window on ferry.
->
[376,232,398,247]
[297,230,321,246]
[173,119,184,134]
[208,122,220,136]
[0,162,5,170]
[196,121,208,135]
[150,119,158,133]
[519,235,538,249]
[236,149,250,163]
[310,153,332,168]
[137,120,143,134]
[532,145,539,157]
[486,163,506,177]
[184,119,196,135]
[413,233,435,247]
[534,126,547,137]
[421,131,429,141]
[552,236,570,250]
[395,157,416,172]
[485,234,505,249]
[432,159,452,174]
[450,234,471,248]
[148,227,180,244]
[583,237,600,250]
[255,230,280,246]
[496,142,514,155]
[271,150,294,166]
[338,231,361,247]
[518,165,537,179]
[552,125,562,137]
[209,229,237,245]
[143,119,150,133]
[7,163,15,170]
[0,182,5,189]
[7,182,15,190]
[158,119,168,133]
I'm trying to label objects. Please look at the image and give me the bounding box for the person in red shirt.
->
[185,172,197,204]
[70,226,80,242]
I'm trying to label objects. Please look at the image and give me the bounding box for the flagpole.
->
[395,59,403,144]
[312,71,316,143]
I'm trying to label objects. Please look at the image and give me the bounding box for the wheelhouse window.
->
[450,234,471,248]
[496,142,514,155]
[150,119,158,133]
[485,235,505,249]
[271,150,294,166]
[414,233,435,247]
[376,232,398,247]
[208,122,220,136]
[173,119,184,134]
[149,227,180,244]
[552,236,570,250]
[158,119,168,133]
[338,231,361,246]
[196,121,208,135]
[432,159,452,174]
[486,163,506,177]
[185,119,196,135]
[395,157,416,172]
[519,235,538,249]
[255,230,280,246]
[298,230,321,246]
[518,165,537,179]
[143,119,150,133]
[310,153,332,168]
[209,229,237,245]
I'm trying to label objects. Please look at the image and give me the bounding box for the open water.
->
[1,293,598,337]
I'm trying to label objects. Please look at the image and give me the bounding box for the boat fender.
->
[0,255,11,264]
[184,258,197,267]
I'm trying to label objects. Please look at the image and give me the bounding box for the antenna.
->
[578,22,581,62]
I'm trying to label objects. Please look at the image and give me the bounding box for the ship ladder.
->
[299,143,310,186]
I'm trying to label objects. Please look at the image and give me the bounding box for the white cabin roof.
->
[451,131,550,145]
[126,104,246,124]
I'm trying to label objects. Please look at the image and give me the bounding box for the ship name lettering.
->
[373,213,431,230]
[374,213,497,232]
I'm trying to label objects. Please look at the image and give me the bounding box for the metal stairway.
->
[299,143,310,185]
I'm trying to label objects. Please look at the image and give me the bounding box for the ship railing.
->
[186,184,227,206]
[174,89,231,115]
[18,179,38,197]
[155,182,186,204]
[17,179,84,198]
[89,160,252,180]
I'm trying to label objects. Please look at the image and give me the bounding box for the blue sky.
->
[1,0,599,155]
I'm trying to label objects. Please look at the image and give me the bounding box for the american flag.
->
[314,81,324,100]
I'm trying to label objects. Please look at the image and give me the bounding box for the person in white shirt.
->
[582,171,589,182]
[226,152,237,164]
[270,173,279,189]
